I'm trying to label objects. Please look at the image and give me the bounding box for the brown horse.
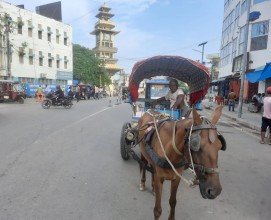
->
[137,106,224,220]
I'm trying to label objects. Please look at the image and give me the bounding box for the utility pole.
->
[198,41,208,64]
[238,0,251,118]
[4,13,12,79]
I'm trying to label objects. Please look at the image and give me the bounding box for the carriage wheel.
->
[120,122,131,160]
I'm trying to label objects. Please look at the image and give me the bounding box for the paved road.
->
[0,98,270,220]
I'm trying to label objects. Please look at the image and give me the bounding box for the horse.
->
[137,105,225,220]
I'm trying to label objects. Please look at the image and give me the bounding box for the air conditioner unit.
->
[40,73,47,78]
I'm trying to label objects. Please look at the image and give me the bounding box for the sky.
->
[6,0,224,74]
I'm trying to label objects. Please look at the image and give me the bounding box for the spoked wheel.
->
[120,122,131,160]
[42,100,51,109]
[18,96,24,104]
[64,100,73,109]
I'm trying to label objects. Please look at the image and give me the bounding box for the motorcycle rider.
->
[52,85,64,105]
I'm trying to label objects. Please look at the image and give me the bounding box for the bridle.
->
[184,117,220,176]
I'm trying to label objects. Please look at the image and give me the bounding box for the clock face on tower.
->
[104,34,110,41]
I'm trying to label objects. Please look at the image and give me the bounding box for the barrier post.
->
[108,97,112,107]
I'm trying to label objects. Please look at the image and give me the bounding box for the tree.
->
[73,44,111,86]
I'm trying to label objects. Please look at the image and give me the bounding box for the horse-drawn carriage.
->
[120,55,226,220]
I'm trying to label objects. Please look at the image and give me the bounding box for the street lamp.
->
[238,0,261,118]
[198,41,208,64]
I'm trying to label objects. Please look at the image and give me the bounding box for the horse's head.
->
[188,105,224,199]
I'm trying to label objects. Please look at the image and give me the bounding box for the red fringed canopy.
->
[128,55,210,105]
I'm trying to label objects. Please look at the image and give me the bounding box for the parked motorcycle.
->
[41,93,73,109]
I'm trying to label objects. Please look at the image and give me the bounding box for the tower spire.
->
[90,3,122,76]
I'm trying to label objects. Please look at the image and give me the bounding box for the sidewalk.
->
[202,99,262,132]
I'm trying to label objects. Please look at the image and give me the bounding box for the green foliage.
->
[73,44,111,86]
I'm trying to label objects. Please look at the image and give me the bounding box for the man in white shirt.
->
[153,79,187,117]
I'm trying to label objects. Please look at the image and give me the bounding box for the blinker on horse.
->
[137,105,225,220]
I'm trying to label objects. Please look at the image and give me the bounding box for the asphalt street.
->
[0,98,270,220]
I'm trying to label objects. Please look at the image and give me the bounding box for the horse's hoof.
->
[139,183,145,191]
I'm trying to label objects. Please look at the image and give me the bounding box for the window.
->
[234,3,240,30]
[238,25,246,55]
[232,54,243,72]
[56,29,60,44]
[241,0,247,15]
[64,31,68,46]
[18,25,22,34]
[38,30,42,39]
[48,53,53,67]
[222,9,235,38]
[251,21,269,51]
[48,33,51,42]
[29,56,33,65]
[253,0,269,4]
[48,59,52,67]
[38,24,43,40]
[39,51,44,66]
[56,29,61,44]
[28,28,32,37]
[17,18,23,34]
[39,58,43,66]
[47,27,52,42]
[56,60,60,68]
[19,56,24,64]
[232,38,238,62]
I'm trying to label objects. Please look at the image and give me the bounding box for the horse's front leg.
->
[168,177,181,220]
[139,154,147,191]
[154,175,164,220]
[151,168,155,195]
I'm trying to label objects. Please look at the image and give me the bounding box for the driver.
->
[53,85,64,104]
[153,79,188,118]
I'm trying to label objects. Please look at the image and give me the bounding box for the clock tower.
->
[90,3,122,76]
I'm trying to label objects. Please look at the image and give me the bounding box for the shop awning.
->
[209,78,227,86]
[246,62,271,83]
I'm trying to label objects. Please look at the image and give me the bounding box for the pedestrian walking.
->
[68,85,74,99]
[75,84,80,102]
[260,87,271,144]
[94,85,99,100]
[44,84,51,97]
[36,85,44,102]
[227,89,236,112]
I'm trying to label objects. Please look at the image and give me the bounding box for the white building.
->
[220,0,271,101]
[0,1,73,85]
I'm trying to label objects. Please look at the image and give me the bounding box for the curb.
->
[202,103,261,132]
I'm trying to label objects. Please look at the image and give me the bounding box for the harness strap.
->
[191,124,217,131]
[145,144,186,169]
[130,150,154,174]
[172,121,183,156]
[191,164,219,174]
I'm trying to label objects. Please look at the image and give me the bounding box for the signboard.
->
[23,83,68,97]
